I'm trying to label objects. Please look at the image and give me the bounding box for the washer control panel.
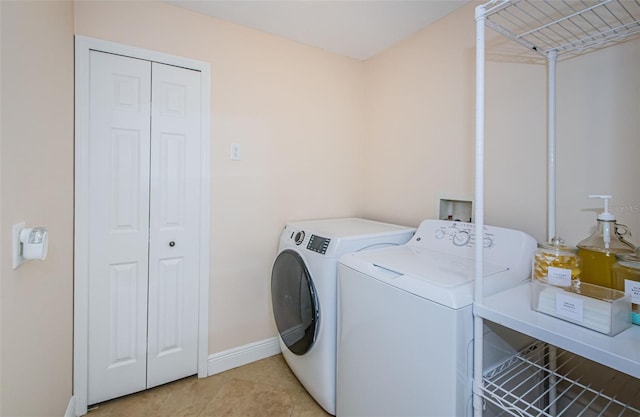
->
[307,235,330,254]
[433,222,495,248]
[408,219,536,272]
[287,229,331,255]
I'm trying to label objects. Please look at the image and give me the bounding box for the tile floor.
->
[87,354,332,417]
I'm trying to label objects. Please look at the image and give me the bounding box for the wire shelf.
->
[480,0,640,63]
[481,341,640,417]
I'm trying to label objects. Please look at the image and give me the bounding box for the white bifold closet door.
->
[87,50,201,405]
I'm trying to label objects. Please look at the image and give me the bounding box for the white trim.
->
[208,338,282,376]
[65,396,75,417]
[198,51,212,380]
[73,35,90,417]
[73,35,211,416]
[74,35,211,74]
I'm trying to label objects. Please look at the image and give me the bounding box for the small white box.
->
[532,280,631,336]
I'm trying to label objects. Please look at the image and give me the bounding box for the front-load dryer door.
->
[271,249,319,355]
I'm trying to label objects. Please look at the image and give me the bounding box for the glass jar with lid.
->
[612,254,640,325]
[533,236,581,288]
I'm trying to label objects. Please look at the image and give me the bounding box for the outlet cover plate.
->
[13,222,25,269]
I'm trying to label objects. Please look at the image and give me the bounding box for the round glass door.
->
[271,249,319,355]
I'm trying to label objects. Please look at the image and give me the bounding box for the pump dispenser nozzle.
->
[589,194,615,248]
[589,194,615,221]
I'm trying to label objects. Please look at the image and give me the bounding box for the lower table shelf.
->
[481,340,640,417]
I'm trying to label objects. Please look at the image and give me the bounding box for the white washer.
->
[336,219,536,417]
[271,218,415,415]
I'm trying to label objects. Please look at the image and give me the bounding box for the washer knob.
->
[294,231,305,245]
[452,231,471,246]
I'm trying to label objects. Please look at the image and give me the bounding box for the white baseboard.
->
[65,396,76,417]
[207,337,281,376]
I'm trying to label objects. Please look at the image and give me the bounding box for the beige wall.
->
[0,1,75,416]
[74,0,366,353]
[361,4,476,227]
[553,39,640,246]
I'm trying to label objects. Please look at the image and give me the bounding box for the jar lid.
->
[538,236,578,254]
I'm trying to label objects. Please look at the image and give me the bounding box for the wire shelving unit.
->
[473,1,640,416]
[484,0,640,63]
[483,341,640,417]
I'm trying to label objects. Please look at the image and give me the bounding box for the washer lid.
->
[366,245,507,287]
[341,245,525,309]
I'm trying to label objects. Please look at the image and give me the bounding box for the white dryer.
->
[271,218,415,415]
[336,219,536,417]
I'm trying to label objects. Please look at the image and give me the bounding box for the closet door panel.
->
[147,62,201,388]
[87,51,151,405]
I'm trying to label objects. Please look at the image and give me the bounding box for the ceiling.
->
[165,0,470,60]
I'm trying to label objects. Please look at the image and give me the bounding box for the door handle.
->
[169,241,175,247]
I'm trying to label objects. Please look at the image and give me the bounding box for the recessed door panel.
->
[113,74,141,111]
[108,262,141,368]
[159,133,185,227]
[155,258,184,356]
[160,81,187,118]
[110,129,141,231]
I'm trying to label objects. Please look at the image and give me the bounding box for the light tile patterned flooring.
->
[87,354,332,417]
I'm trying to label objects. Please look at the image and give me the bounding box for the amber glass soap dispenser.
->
[577,195,635,288]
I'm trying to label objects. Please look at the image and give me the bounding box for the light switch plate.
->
[230,143,241,161]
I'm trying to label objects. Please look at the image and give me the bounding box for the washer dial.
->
[452,230,471,246]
